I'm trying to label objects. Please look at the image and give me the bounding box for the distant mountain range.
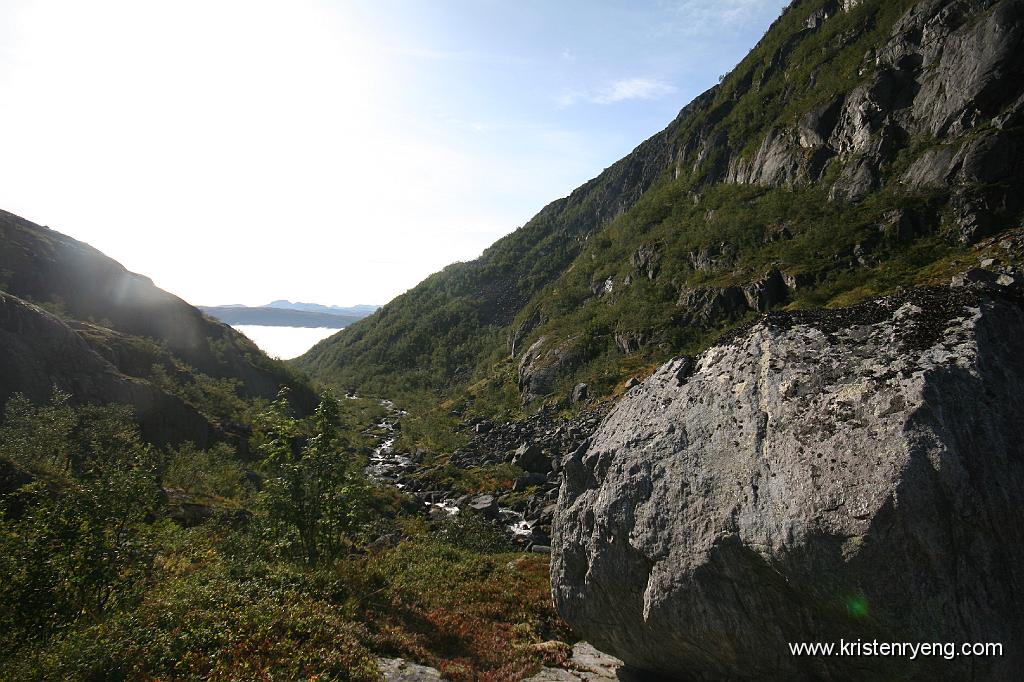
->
[200,301,379,328]
[267,300,379,316]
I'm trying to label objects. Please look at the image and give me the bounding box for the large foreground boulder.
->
[552,285,1024,680]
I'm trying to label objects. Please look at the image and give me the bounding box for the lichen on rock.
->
[552,285,1024,680]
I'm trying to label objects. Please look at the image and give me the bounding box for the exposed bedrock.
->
[552,285,1024,680]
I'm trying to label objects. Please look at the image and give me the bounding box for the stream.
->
[361,397,533,540]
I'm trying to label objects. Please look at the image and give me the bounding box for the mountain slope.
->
[299,0,1024,413]
[0,210,317,441]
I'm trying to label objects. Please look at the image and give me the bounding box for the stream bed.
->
[362,397,535,541]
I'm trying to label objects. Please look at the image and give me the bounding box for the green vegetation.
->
[295,0,1016,438]
[0,391,565,681]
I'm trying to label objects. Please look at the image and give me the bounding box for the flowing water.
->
[362,397,531,536]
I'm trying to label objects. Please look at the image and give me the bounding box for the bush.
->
[434,514,514,554]
[164,441,245,500]
[0,394,163,655]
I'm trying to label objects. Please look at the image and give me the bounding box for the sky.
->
[0,0,789,307]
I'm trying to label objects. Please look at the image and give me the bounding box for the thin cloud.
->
[656,0,775,37]
[557,77,677,108]
[595,77,677,103]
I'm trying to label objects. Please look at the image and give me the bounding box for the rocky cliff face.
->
[552,284,1024,680]
[722,0,1024,241]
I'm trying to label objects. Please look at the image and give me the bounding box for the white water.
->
[232,325,341,360]
[360,397,533,539]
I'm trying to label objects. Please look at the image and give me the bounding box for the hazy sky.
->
[0,0,788,306]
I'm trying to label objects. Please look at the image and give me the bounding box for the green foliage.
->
[0,395,162,655]
[0,391,76,475]
[255,391,375,564]
[405,458,521,497]
[149,360,266,427]
[0,390,565,681]
[433,514,514,554]
[295,0,986,426]
[8,528,381,682]
[164,441,246,500]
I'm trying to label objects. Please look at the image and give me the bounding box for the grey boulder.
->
[552,286,1024,681]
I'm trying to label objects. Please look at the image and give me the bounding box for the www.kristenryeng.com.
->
[789,639,1003,660]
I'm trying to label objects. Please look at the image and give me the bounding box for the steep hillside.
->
[299,0,1024,417]
[0,210,317,441]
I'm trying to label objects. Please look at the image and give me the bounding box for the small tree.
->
[255,391,371,564]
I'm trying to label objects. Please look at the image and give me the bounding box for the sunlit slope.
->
[299,0,1024,408]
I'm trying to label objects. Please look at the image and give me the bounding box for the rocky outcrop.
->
[722,0,1024,225]
[524,642,636,681]
[686,242,737,273]
[677,267,794,323]
[676,285,748,325]
[0,292,212,446]
[377,658,443,681]
[552,285,1024,680]
[726,128,802,187]
[518,336,582,403]
[741,267,789,312]
[630,244,662,281]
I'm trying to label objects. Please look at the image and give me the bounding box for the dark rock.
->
[589,277,614,297]
[630,244,661,280]
[686,242,736,273]
[900,143,959,189]
[797,96,843,148]
[945,189,1005,244]
[513,443,551,474]
[781,270,815,291]
[513,471,549,491]
[676,285,748,324]
[878,208,921,243]
[741,267,788,312]
[951,268,1000,287]
[910,0,1024,137]
[0,210,317,416]
[518,336,581,403]
[0,291,213,448]
[613,331,649,355]
[828,155,878,202]
[726,127,801,187]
